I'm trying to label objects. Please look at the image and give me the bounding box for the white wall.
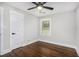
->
[24,14,39,45]
[39,11,76,48]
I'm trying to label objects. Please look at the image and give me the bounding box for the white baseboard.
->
[0,48,11,55]
[74,47,79,56]
[22,39,38,46]
[39,40,76,48]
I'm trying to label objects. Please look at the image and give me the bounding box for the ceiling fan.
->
[28,2,54,10]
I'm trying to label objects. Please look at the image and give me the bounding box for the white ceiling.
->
[4,2,79,17]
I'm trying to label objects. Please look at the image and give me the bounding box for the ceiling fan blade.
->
[43,6,54,10]
[32,2,38,6]
[42,2,46,5]
[28,7,37,10]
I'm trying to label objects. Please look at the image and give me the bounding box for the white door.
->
[10,10,24,50]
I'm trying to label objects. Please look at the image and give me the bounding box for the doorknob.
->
[12,33,16,35]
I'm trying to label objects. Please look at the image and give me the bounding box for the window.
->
[40,18,51,36]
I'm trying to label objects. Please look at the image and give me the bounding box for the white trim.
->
[39,40,76,49]
[74,46,79,56]
[0,48,11,55]
[22,40,39,47]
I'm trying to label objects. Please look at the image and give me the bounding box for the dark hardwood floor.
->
[1,41,78,57]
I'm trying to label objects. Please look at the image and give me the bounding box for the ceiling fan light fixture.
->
[37,6,42,10]
[28,2,54,11]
